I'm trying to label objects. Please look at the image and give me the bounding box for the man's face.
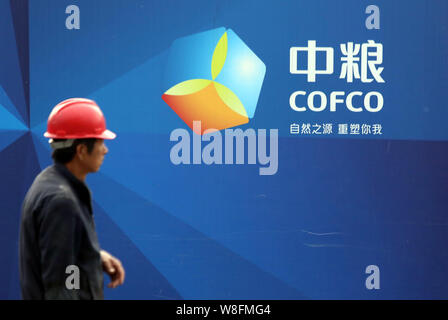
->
[79,139,109,173]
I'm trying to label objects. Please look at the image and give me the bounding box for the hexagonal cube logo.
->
[162,27,266,135]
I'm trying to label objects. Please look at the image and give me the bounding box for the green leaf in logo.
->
[211,31,228,80]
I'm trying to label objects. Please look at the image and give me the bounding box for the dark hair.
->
[52,138,97,164]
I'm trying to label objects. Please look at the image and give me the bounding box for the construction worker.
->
[19,98,125,299]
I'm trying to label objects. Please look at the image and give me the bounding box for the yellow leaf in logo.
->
[164,79,211,95]
[211,32,228,80]
[213,81,247,118]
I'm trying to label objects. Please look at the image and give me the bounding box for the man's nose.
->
[103,144,109,154]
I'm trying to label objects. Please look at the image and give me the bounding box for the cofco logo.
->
[162,27,278,175]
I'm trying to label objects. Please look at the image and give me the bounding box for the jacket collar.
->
[53,163,93,213]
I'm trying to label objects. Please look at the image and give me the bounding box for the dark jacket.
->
[19,163,104,300]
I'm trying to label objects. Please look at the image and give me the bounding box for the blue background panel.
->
[0,0,447,299]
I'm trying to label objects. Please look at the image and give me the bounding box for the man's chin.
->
[90,165,101,173]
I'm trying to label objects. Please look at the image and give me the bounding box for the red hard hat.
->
[44,98,116,140]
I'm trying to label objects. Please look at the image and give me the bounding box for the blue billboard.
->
[1,0,448,299]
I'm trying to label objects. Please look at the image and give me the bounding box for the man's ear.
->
[76,143,87,161]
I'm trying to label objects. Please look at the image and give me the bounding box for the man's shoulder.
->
[25,165,76,206]
[26,181,79,221]
[33,165,68,188]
